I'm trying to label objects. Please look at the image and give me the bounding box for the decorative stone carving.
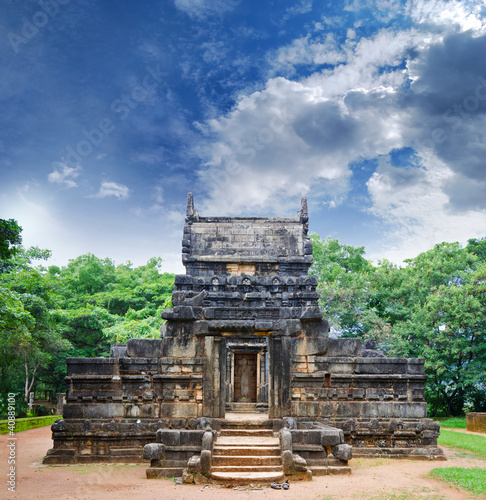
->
[44,193,444,475]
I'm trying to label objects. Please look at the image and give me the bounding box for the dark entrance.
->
[233,353,257,402]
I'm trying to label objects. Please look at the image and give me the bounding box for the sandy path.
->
[1,426,485,500]
[447,428,486,437]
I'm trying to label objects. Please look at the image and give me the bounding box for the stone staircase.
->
[210,418,284,485]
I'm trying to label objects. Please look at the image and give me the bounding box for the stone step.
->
[212,455,282,466]
[216,436,279,446]
[310,466,330,477]
[222,419,273,430]
[210,471,285,485]
[213,446,281,456]
[227,403,258,412]
[212,465,283,473]
[219,429,275,438]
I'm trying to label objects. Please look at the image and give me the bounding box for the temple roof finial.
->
[300,196,308,224]
[186,192,194,218]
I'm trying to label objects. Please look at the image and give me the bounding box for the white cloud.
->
[366,152,486,263]
[197,75,406,215]
[48,162,81,188]
[407,0,486,34]
[281,0,313,23]
[174,0,242,20]
[196,0,486,262]
[270,33,347,75]
[92,182,130,200]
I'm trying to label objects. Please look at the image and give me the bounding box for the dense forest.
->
[0,218,485,418]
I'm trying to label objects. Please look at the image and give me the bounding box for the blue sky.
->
[1,0,486,273]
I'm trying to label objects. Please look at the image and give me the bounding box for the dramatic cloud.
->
[196,1,486,262]
[402,31,486,212]
[2,0,486,270]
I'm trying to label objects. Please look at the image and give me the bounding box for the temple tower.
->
[161,193,326,418]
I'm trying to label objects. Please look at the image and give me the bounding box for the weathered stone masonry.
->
[44,194,443,470]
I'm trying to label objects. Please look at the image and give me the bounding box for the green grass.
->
[435,417,466,429]
[0,415,62,434]
[429,467,486,496]
[438,429,486,457]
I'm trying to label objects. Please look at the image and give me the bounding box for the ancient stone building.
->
[44,194,444,483]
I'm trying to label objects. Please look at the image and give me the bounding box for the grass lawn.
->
[0,415,61,434]
[430,429,486,496]
[429,467,486,496]
[435,417,466,429]
[438,429,486,457]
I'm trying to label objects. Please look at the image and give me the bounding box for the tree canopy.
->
[310,234,486,416]
[0,218,484,417]
[0,221,174,410]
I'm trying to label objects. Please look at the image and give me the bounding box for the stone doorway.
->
[233,353,257,402]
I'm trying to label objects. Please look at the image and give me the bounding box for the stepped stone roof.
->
[182,193,313,266]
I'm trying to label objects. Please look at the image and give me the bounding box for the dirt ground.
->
[1,426,485,500]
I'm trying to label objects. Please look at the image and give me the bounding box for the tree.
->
[0,219,22,271]
[467,237,486,262]
[385,243,484,416]
[0,261,71,401]
[309,234,388,339]
[0,287,34,395]
[51,254,174,358]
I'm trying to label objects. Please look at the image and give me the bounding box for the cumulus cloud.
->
[197,27,414,215]
[366,153,486,263]
[92,182,130,200]
[48,162,81,188]
[196,0,486,260]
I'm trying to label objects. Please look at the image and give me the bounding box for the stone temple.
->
[44,194,444,484]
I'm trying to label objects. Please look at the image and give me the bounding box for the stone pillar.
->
[202,336,225,417]
[56,393,65,416]
[268,337,280,418]
[281,336,292,417]
[269,336,292,418]
[217,338,226,417]
[203,337,215,417]
[226,348,234,405]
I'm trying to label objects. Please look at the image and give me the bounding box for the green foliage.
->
[310,235,486,416]
[309,235,388,339]
[429,467,486,495]
[386,247,486,416]
[437,430,486,457]
[0,218,22,263]
[466,237,486,261]
[0,227,175,400]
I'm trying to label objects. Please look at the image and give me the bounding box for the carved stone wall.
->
[44,194,442,464]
